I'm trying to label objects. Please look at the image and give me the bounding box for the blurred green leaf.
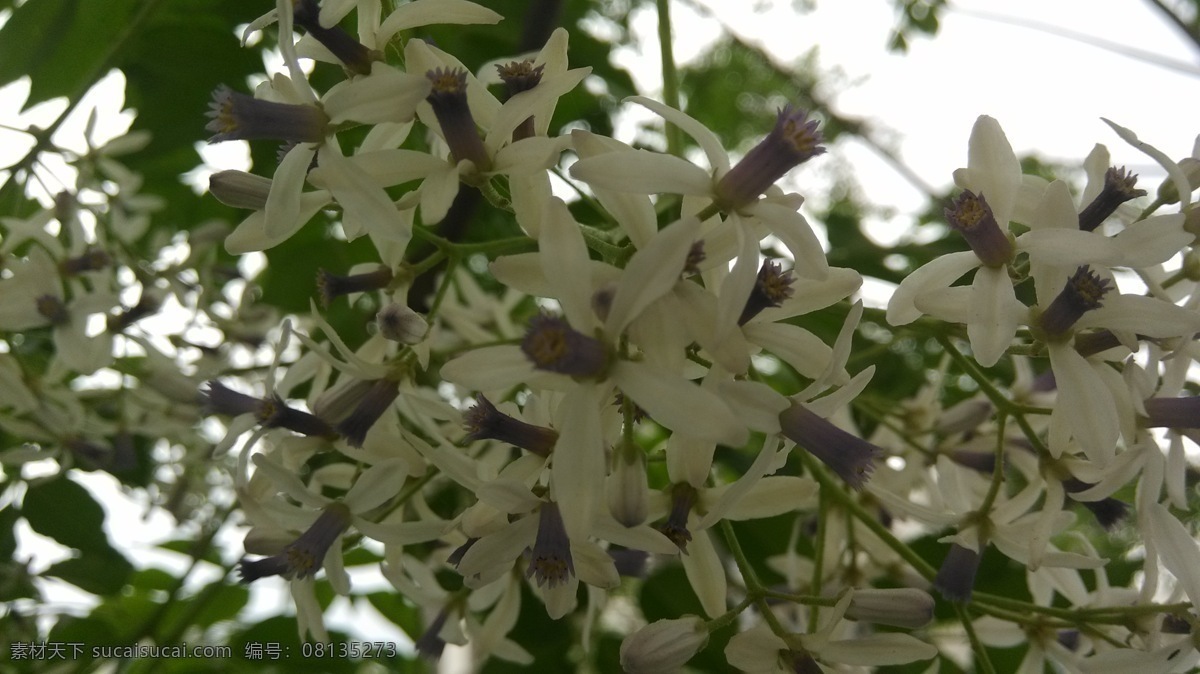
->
[45,549,134,595]
[22,475,110,552]
[0,0,141,109]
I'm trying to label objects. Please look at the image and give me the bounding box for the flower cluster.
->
[188,1,1200,668]
[10,0,1200,671]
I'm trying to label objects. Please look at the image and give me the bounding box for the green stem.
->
[796,451,937,581]
[954,603,997,674]
[808,490,828,627]
[655,0,683,157]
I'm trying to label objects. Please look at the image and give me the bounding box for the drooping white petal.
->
[681,528,727,618]
[697,440,781,528]
[627,95,730,174]
[550,384,608,541]
[747,200,829,278]
[1147,502,1200,605]
[264,143,318,239]
[315,144,407,243]
[714,217,760,343]
[1047,343,1120,466]
[569,130,658,247]
[1103,117,1192,209]
[491,136,571,175]
[967,265,1021,368]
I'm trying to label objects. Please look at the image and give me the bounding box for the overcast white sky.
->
[2,0,1198,665]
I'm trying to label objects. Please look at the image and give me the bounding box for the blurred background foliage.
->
[1,0,1199,672]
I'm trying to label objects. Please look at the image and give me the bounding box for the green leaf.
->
[116,0,264,235]
[21,475,110,552]
[364,592,422,638]
[0,0,142,109]
[45,549,134,595]
[0,505,18,558]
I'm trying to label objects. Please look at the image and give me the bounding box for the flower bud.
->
[619,616,709,674]
[845,588,935,629]
[376,302,428,344]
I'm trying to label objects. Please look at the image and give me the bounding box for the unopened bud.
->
[845,588,935,629]
[619,616,709,674]
[1156,157,1200,205]
[210,170,272,210]
[376,303,428,344]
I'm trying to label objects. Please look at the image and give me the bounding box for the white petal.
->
[418,165,461,225]
[613,361,748,447]
[959,115,1021,224]
[440,345,534,391]
[377,0,503,45]
[569,151,714,196]
[817,634,938,666]
[485,68,590,150]
[316,144,407,243]
[967,266,1021,367]
[264,143,317,239]
[1147,502,1200,605]
[570,130,658,248]
[747,200,829,278]
[572,540,620,589]
[681,528,727,618]
[339,148,449,186]
[886,252,979,325]
[1048,343,1119,466]
[605,217,699,335]
[1111,213,1190,267]
[718,476,819,520]
[1103,117,1192,208]
[457,517,537,584]
[1028,179,1078,230]
[342,458,408,512]
[627,95,730,174]
[251,454,328,509]
[760,266,862,322]
[1079,295,1200,337]
[714,217,760,343]
[1017,228,1121,267]
[491,136,570,175]
[353,518,449,545]
[717,379,789,434]
[550,384,608,541]
[323,64,431,125]
[538,198,597,330]
[698,441,781,529]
